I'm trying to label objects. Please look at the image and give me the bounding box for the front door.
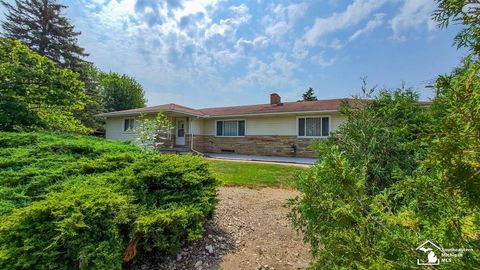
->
[176,119,186,146]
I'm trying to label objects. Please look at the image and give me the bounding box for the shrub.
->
[289,77,480,268]
[0,183,134,270]
[0,132,217,269]
[332,87,431,193]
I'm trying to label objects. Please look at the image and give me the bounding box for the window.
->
[216,120,245,137]
[298,116,329,137]
[123,118,135,132]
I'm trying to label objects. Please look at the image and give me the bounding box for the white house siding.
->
[330,113,346,132]
[189,117,203,135]
[202,118,215,136]
[201,113,346,136]
[244,116,296,135]
[105,113,347,143]
[105,116,139,142]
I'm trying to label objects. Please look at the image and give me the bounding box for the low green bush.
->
[0,132,217,269]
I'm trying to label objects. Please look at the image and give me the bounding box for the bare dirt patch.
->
[127,186,310,270]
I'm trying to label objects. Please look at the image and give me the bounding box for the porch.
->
[156,111,199,152]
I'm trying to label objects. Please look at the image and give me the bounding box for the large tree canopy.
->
[100,72,146,112]
[0,38,89,133]
[1,0,88,68]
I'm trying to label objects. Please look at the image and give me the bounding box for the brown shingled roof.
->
[199,98,360,117]
[95,103,204,117]
[95,98,430,118]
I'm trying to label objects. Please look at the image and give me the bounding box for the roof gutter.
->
[95,109,342,118]
[200,109,342,118]
[94,109,204,118]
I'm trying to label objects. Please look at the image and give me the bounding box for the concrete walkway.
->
[204,153,317,165]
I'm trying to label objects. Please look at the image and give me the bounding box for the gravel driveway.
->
[128,187,310,270]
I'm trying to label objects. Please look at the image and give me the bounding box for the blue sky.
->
[0,0,467,107]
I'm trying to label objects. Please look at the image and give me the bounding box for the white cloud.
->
[235,36,269,51]
[311,53,336,68]
[329,38,344,50]
[225,54,301,94]
[229,4,249,15]
[70,0,255,106]
[304,0,387,46]
[262,2,308,40]
[349,13,385,42]
[292,39,309,60]
[390,0,437,41]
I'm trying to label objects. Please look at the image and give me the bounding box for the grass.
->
[207,159,308,188]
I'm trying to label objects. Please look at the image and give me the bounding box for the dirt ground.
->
[215,187,310,270]
[128,186,310,270]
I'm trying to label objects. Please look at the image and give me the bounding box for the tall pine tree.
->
[301,87,318,101]
[1,0,107,132]
[1,0,88,69]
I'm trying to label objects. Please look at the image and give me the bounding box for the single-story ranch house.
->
[97,93,360,158]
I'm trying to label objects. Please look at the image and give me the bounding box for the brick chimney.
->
[270,93,281,105]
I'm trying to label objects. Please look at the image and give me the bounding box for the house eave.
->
[202,109,342,118]
[94,109,204,118]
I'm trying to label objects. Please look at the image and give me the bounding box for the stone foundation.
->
[192,135,319,158]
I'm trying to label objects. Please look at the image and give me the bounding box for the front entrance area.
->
[176,119,186,146]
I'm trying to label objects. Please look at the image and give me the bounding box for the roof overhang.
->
[201,109,342,118]
[95,109,342,119]
[94,109,203,118]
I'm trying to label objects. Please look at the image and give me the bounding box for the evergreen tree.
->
[0,0,106,131]
[74,63,105,131]
[1,0,88,68]
[301,87,318,101]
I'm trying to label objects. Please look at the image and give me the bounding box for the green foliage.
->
[0,132,217,269]
[1,0,88,68]
[207,159,306,188]
[74,63,106,131]
[334,86,431,194]
[289,89,433,269]
[100,71,146,112]
[433,0,480,55]
[1,0,104,131]
[0,183,134,270]
[430,56,480,205]
[291,5,480,265]
[300,87,318,101]
[136,113,174,151]
[289,76,480,268]
[0,38,90,133]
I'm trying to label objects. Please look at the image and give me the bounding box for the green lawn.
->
[207,159,308,188]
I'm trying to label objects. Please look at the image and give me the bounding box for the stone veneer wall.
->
[192,135,318,158]
[156,134,193,148]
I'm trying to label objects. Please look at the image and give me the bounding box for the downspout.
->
[189,116,204,156]
[189,117,193,150]
[169,114,173,148]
